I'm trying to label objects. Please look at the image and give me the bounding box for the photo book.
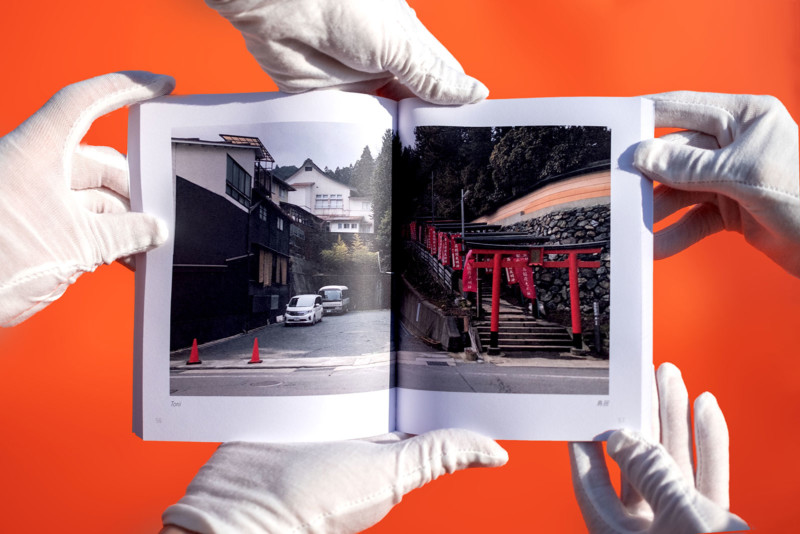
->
[129,91,654,443]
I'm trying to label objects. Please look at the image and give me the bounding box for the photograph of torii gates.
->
[395,124,612,395]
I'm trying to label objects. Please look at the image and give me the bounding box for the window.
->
[277,256,287,285]
[305,166,312,171]
[337,223,343,229]
[257,204,268,222]
[352,223,359,231]
[226,155,251,208]
[259,250,273,286]
[315,194,329,209]
[259,249,288,287]
[277,218,284,231]
[331,194,343,209]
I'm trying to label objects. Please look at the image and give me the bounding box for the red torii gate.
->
[409,220,605,355]
[461,242,603,355]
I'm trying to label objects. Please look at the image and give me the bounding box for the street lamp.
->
[460,188,470,251]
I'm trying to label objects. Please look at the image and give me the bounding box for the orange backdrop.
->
[1,1,797,532]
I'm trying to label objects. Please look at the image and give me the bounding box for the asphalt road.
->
[396,323,609,395]
[171,309,392,362]
[169,309,608,397]
[170,309,392,396]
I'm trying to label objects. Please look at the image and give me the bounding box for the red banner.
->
[462,251,477,292]
[430,228,438,255]
[518,265,536,299]
[409,222,417,241]
[506,267,517,284]
[440,233,450,265]
[450,234,462,270]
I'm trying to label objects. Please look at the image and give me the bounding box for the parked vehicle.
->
[318,285,351,314]
[284,294,324,326]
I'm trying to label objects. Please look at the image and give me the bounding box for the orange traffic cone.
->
[248,337,262,364]
[187,338,201,365]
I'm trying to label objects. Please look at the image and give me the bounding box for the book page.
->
[395,97,654,441]
[130,91,398,442]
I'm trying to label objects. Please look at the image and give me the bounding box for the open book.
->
[129,91,654,442]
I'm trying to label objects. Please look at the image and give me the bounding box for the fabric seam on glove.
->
[639,167,799,201]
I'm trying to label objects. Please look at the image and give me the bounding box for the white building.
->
[285,158,374,234]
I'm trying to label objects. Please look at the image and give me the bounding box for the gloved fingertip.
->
[412,428,509,469]
[656,361,682,381]
[116,71,176,97]
[152,215,169,247]
[410,71,489,105]
[632,138,663,174]
[694,391,720,415]
[463,78,490,104]
[443,428,509,467]
[606,429,644,457]
[474,436,509,467]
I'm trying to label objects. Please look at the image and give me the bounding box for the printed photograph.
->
[395,125,612,395]
[168,122,394,396]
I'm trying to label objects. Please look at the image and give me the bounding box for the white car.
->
[284,294,324,326]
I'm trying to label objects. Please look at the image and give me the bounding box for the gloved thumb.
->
[89,211,168,264]
[389,428,508,498]
[634,137,729,192]
[378,2,488,104]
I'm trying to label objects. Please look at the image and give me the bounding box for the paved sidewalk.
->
[171,351,391,370]
[397,349,609,369]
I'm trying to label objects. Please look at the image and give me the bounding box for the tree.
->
[371,130,396,268]
[319,236,350,272]
[350,145,375,195]
[489,126,611,202]
[350,234,379,269]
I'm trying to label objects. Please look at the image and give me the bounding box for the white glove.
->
[634,92,800,277]
[569,363,748,533]
[162,429,508,533]
[0,71,175,327]
[204,0,488,104]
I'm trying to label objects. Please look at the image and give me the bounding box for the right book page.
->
[394,97,655,441]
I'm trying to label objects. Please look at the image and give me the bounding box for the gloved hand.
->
[0,71,175,327]
[161,429,508,534]
[569,363,748,533]
[204,0,488,104]
[634,91,800,277]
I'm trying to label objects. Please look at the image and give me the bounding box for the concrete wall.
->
[398,276,464,352]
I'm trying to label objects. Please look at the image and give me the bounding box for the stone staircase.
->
[472,299,574,355]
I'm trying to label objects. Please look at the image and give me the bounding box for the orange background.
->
[1,1,798,532]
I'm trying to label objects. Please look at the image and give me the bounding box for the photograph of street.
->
[395,124,612,395]
[168,122,394,396]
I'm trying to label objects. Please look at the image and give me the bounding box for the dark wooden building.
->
[170,135,292,350]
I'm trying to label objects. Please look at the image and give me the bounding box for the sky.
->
[173,121,388,171]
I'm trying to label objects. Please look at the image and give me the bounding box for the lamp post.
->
[460,188,469,252]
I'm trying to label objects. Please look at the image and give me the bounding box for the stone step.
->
[475,324,566,331]
[479,335,572,343]
[492,344,571,352]
[478,330,572,341]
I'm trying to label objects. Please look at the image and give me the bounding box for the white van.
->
[318,285,351,314]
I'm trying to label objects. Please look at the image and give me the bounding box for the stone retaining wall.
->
[505,204,611,354]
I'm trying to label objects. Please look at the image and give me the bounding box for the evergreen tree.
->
[351,146,375,195]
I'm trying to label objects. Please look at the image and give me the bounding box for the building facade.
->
[285,158,374,234]
[170,135,292,350]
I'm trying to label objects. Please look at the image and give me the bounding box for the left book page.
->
[129,91,397,442]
